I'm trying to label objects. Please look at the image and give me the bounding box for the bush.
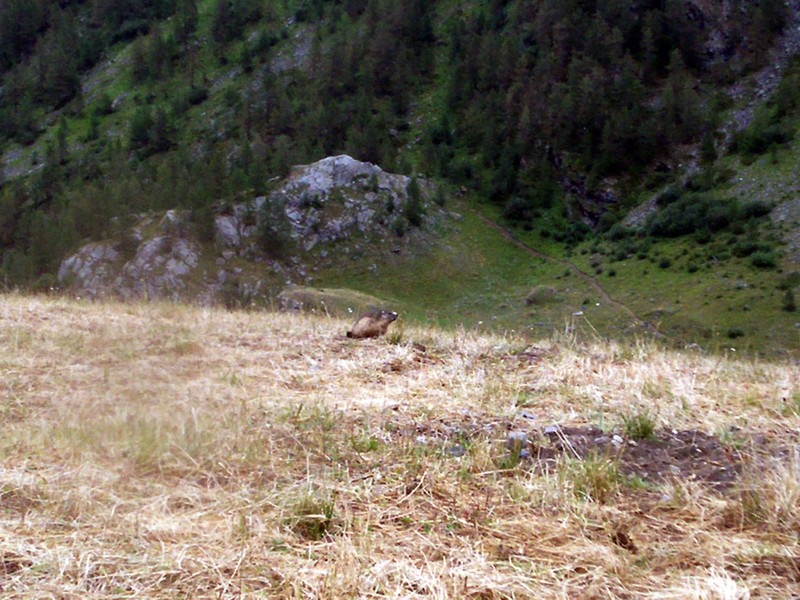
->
[94,92,114,116]
[647,194,740,238]
[606,223,632,241]
[404,177,425,227]
[731,105,794,157]
[740,201,772,219]
[727,327,745,339]
[783,289,797,312]
[778,272,800,290]
[659,257,672,269]
[128,106,153,150]
[525,286,562,305]
[257,197,294,259]
[751,251,777,269]
[732,240,773,258]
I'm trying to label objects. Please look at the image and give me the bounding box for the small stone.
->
[506,431,529,450]
[543,425,562,436]
[519,410,536,421]
[611,435,624,447]
[445,444,467,457]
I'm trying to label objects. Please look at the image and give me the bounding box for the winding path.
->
[477,214,675,341]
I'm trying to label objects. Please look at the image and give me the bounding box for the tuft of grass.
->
[621,406,657,440]
[780,392,800,417]
[734,458,800,533]
[283,485,338,541]
[559,451,622,503]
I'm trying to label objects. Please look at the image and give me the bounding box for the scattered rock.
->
[445,444,467,458]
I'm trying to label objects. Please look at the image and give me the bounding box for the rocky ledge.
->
[58,155,443,304]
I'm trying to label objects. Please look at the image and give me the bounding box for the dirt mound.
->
[393,413,791,490]
[532,426,744,489]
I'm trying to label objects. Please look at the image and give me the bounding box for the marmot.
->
[346,309,398,339]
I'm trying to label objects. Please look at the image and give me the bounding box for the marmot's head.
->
[374,309,399,325]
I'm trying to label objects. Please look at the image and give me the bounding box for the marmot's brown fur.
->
[346,310,398,339]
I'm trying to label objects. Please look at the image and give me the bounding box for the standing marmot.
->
[346,310,399,339]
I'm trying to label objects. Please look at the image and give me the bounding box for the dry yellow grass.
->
[1,293,798,598]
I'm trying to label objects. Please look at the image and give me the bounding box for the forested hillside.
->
[0,0,797,307]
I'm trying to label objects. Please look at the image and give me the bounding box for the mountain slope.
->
[1,0,799,354]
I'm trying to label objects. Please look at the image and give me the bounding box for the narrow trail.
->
[477,214,677,342]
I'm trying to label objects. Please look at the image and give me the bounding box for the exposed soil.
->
[530,425,745,489]
[395,410,797,491]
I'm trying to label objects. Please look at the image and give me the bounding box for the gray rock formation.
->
[58,212,201,300]
[57,155,441,303]
[57,242,120,297]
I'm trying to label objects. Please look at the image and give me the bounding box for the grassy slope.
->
[1,294,799,597]
[314,195,799,357]
[2,5,798,358]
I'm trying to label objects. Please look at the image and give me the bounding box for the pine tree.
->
[56,117,69,165]
[175,0,198,54]
[404,176,424,227]
[783,289,797,312]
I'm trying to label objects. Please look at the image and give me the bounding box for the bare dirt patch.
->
[530,425,746,489]
[390,413,796,491]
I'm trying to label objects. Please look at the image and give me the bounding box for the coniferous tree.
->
[175,0,198,54]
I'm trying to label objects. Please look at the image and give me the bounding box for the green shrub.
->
[782,289,797,312]
[751,251,777,269]
[525,286,562,305]
[741,201,772,219]
[647,194,740,238]
[727,327,745,339]
[404,176,425,227]
[733,241,773,258]
[778,272,800,290]
[731,104,794,157]
[258,197,294,259]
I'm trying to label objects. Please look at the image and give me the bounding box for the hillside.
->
[1,294,799,596]
[1,0,800,354]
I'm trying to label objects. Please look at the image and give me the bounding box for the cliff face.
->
[58,155,444,304]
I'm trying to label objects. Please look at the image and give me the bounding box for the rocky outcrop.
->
[58,156,442,303]
[58,211,201,300]
[57,242,121,296]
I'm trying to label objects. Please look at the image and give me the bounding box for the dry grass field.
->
[1,294,799,598]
